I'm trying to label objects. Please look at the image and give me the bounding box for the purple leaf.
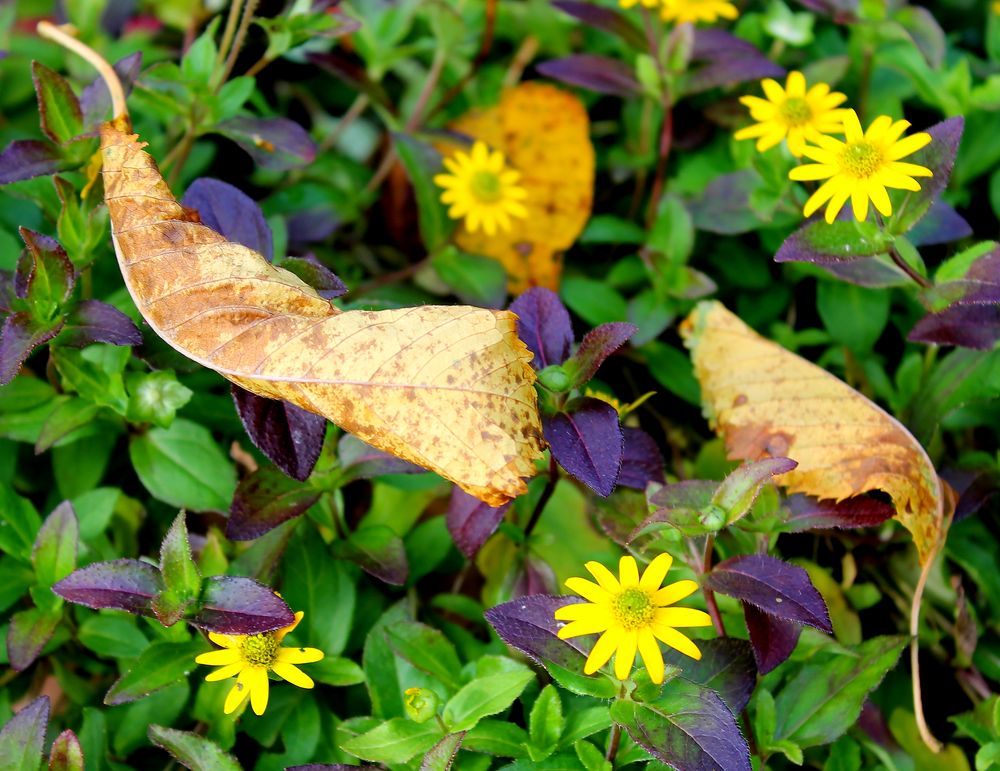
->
[485,594,592,669]
[81,52,142,127]
[53,559,164,614]
[550,1,647,49]
[0,140,69,184]
[661,638,757,713]
[567,322,637,385]
[182,178,273,261]
[447,487,511,558]
[0,312,62,385]
[687,30,784,94]
[289,766,378,771]
[814,256,911,288]
[286,210,340,246]
[781,494,895,531]
[228,465,321,541]
[909,304,1000,350]
[7,608,61,672]
[743,602,801,675]
[0,696,49,770]
[688,171,762,235]
[795,0,858,21]
[890,117,964,236]
[544,398,624,497]
[215,116,317,171]
[509,287,573,369]
[514,555,558,598]
[330,526,409,585]
[536,55,641,97]
[617,427,665,491]
[232,386,327,481]
[48,729,84,771]
[706,555,832,632]
[775,217,892,266]
[907,201,972,247]
[60,300,142,347]
[338,434,423,479]
[943,468,1000,523]
[188,576,295,634]
[281,256,347,299]
[648,480,717,511]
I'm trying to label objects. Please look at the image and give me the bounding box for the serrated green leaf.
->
[340,717,444,764]
[148,725,241,771]
[443,669,534,732]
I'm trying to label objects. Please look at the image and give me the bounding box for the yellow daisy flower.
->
[619,0,659,7]
[433,140,528,236]
[555,554,712,684]
[659,0,739,24]
[195,611,324,716]
[734,71,849,157]
[584,388,656,419]
[789,109,932,223]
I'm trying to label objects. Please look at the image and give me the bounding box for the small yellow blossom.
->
[994,1,1000,14]
[585,388,656,419]
[735,71,849,157]
[555,554,712,684]
[789,109,932,223]
[619,0,659,7]
[433,140,528,236]
[195,611,324,716]
[660,0,739,24]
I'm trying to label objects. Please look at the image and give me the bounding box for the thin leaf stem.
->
[37,22,128,119]
[606,722,622,764]
[911,536,945,753]
[218,0,260,91]
[700,534,727,637]
[523,455,559,540]
[215,0,246,73]
[888,243,932,288]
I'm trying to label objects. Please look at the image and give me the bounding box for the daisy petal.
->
[584,628,623,674]
[734,123,775,141]
[208,633,240,648]
[756,129,787,153]
[881,119,912,146]
[639,553,673,591]
[557,618,613,639]
[651,625,703,660]
[205,662,245,682]
[638,628,665,684]
[275,611,303,643]
[614,630,639,680]
[565,577,612,605]
[196,648,242,666]
[876,169,922,191]
[273,661,315,689]
[824,188,851,224]
[247,667,269,716]
[887,133,932,161]
[618,556,640,588]
[886,161,933,178]
[867,181,892,217]
[224,671,252,714]
[655,607,713,628]
[277,646,325,664]
[652,579,699,606]
[789,163,837,182]
[585,560,623,594]
[802,177,841,218]
[843,109,864,142]
[785,71,806,98]
[864,115,893,142]
[851,188,870,222]
[761,78,785,104]
[555,602,597,621]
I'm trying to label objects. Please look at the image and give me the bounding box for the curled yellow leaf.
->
[681,301,945,563]
[444,82,595,294]
[101,117,543,506]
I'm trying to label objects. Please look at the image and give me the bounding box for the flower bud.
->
[403,687,439,723]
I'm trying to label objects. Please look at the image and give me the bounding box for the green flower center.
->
[614,588,655,630]
[470,170,503,203]
[241,633,279,667]
[779,97,812,127]
[840,140,884,179]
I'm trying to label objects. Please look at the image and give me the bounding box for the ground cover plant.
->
[0,0,999,768]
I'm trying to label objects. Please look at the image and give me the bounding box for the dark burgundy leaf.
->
[909,304,1000,350]
[0,312,62,385]
[891,117,964,235]
[544,398,624,497]
[687,30,784,94]
[232,386,327,481]
[814,256,911,288]
[330,526,409,585]
[0,139,68,184]
[943,469,1000,523]
[7,608,61,672]
[215,116,317,171]
[568,321,637,385]
[857,700,900,749]
[907,201,972,246]
[551,1,647,49]
[743,602,801,675]
[706,554,832,632]
[81,52,143,127]
[182,178,273,261]
[447,487,510,558]
[228,465,321,541]
[281,256,347,299]
[189,576,295,634]
[509,287,573,369]
[514,555,557,598]
[60,300,142,347]
[485,594,591,668]
[338,434,423,479]
[0,696,48,770]
[536,55,641,97]
[53,559,164,614]
[781,493,895,531]
[617,427,665,491]
[661,638,757,714]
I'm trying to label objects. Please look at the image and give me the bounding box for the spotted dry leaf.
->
[445,82,594,294]
[681,301,945,563]
[101,117,543,505]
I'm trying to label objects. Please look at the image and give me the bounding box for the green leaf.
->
[148,725,242,771]
[340,717,444,764]
[421,732,465,771]
[32,501,78,591]
[463,720,530,758]
[48,729,85,771]
[0,696,48,771]
[78,615,149,660]
[308,656,366,686]
[385,621,464,693]
[129,419,236,511]
[51,347,128,415]
[394,132,452,252]
[153,513,201,626]
[34,398,101,454]
[0,487,42,562]
[431,246,507,307]
[181,17,220,88]
[773,635,907,748]
[443,668,535,732]
[125,371,192,429]
[7,607,62,671]
[32,62,83,145]
[528,685,564,760]
[560,706,612,747]
[643,341,701,405]
[816,281,891,353]
[561,276,628,326]
[117,674,199,734]
[574,739,611,771]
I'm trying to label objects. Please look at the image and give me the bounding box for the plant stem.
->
[217,0,259,90]
[701,534,727,637]
[428,0,497,120]
[215,0,245,73]
[645,98,673,228]
[888,244,932,288]
[37,22,128,119]
[523,455,559,540]
[911,537,945,753]
[606,722,622,764]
